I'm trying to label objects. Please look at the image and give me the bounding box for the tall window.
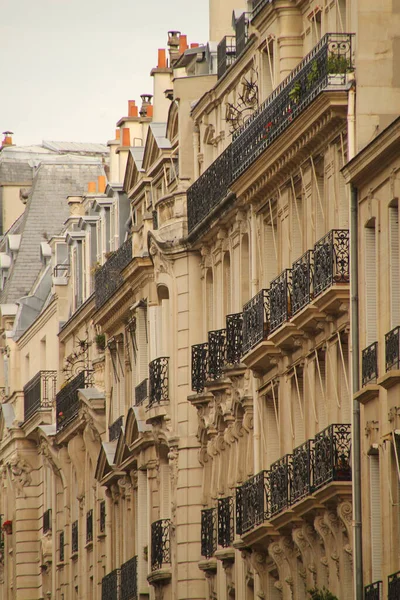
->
[369,452,382,582]
[223,252,231,317]
[241,234,250,306]
[263,215,277,287]
[365,220,377,345]
[206,269,214,332]
[291,368,305,448]
[291,184,303,262]
[389,202,400,328]
[261,39,274,100]
[264,383,280,468]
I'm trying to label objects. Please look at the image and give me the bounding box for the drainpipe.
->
[250,206,261,473]
[351,183,363,600]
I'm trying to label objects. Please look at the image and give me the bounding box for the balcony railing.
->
[102,569,120,600]
[121,556,137,600]
[388,571,400,600]
[232,34,354,179]
[201,507,217,559]
[53,263,70,278]
[217,497,234,548]
[95,238,133,309]
[364,581,382,600]
[242,289,269,355]
[235,12,249,57]
[237,424,351,533]
[226,313,243,365]
[23,370,57,422]
[43,508,52,533]
[100,500,106,533]
[72,520,78,553]
[109,415,123,441]
[86,509,93,543]
[251,0,271,20]
[291,250,313,315]
[385,326,400,371]
[135,378,148,405]
[362,342,378,387]
[217,35,236,79]
[151,519,171,571]
[191,343,208,393]
[187,145,234,234]
[56,370,91,431]
[148,357,169,408]
[269,270,292,332]
[313,229,349,297]
[208,329,226,381]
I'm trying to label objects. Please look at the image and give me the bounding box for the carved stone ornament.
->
[8,456,33,497]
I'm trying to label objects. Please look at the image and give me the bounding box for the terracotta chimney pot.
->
[179,34,188,54]
[88,182,96,194]
[147,105,153,118]
[98,175,106,193]
[128,100,138,117]
[158,49,167,68]
[122,128,130,147]
[115,129,120,140]
[190,43,199,48]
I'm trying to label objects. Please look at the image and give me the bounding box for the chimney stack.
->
[128,100,138,117]
[115,129,120,140]
[158,49,167,68]
[1,131,13,150]
[98,175,106,193]
[87,182,96,194]
[139,94,153,118]
[122,128,131,146]
[168,30,181,65]
[179,34,188,54]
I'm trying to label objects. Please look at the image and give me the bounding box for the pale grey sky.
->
[0,0,209,146]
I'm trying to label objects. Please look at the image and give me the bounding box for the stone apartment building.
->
[0,1,399,599]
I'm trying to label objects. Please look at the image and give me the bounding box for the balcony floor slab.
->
[354,384,380,405]
[241,340,281,372]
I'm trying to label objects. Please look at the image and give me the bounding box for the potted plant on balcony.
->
[2,520,12,535]
[308,587,338,600]
[288,81,302,104]
[307,60,320,89]
[95,333,106,352]
[327,52,352,84]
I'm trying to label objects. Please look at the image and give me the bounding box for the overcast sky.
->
[0,0,209,146]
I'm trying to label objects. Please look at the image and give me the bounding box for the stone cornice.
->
[59,295,95,342]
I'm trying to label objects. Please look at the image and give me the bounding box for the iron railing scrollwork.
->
[238,471,269,534]
[217,497,234,548]
[313,424,351,490]
[95,237,133,309]
[235,486,243,535]
[291,250,314,315]
[121,555,138,600]
[43,508,52,533]
[86,509,93,543]
[364,581,382,600]
[135,378,148,405]
[148,357,169,408]
[100,500,106,533]
[362,342,378,387]
[191,343,208,393]
[23,370,57,422]
[151,519,171,571]
[242,289,269,354]
[313,229,349,297]
[269,455,290,516]
[72,520,78,554]
[290,440,313,503]
[269,270,292,332]
[217,35,236,79]
[388,571,400,600]
[102,568,120,600]
[56,370,92,431]
[201,507,217,558]
[208,329,226,381]
[109,415,123,441]
[385,326,400,371]
[226,313,243,365]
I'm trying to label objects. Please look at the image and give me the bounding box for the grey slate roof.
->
[129,147,145,171]
[1,161,104,304]
[42,141,109,154]
[149,123,171,149]
[0,160,33,183]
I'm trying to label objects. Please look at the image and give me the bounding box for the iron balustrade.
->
[388,571,400,600]
[385,326,400,371]
[109,415,123,441]
[43,508,52,533]
[313,424,351,490]
[121,555,138,600]
[102,569,120,600]
[100,500,106,533]
[148,357,169,407]
[23,370,57,422]
[208,329,226,381]
[313,229,350,297]
[217,35,236,79]
[242,289,269,354]
[201,508,217,558]
[151,519,171,571]
[364,581,382,600]
[86,509,93,543]
[135,378,148,405]
[226,313,243,365]
[235,13,249,57]
[191,343,208,393]
[251,0,272,19]
[59,531,64,562]
[290,440,313,504]
[291,250,314,315]
[269,455,290,516]
[362,342,378,387]
[269,270,292,332]
[237,471,269,534]
[72,520,78,553]
[232,34,354,179]
[56,370,91,431]
[235,487,243,535]
[95,237,133,309]
[217,497,234,548]
[187,145,234,234]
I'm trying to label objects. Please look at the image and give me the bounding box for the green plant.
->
[307,60,320,88]
[90,261,101,274]
[327,52,351,74]
[95,333,106,351]
[289,81,302,103]
[308,587,339,600]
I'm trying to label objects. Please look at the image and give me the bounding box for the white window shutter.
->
[389,205,400,328]
[365,226,377,345]
[369,454,382,582]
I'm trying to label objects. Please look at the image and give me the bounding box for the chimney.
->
[158,48,167,69]
[122,128,131,146]
[168,30,181,65]
[115,129,120,140]
[1,131,13,149]
[179,34,188,54]
[190,43,199,49]
[147,105,153,118]
[128,100,138,117]
[98,175,106,193]
[139,94,153,117]
[87,182,96,194]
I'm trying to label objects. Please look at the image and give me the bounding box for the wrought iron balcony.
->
[364,581,382,600]
[187,145,234,235]
[148,357,169,408]
[59,531,64,562]
[86,509,93,543]
[135,378,148,405]
[269,270,292,332]
[217,35,236,79]
[95,237,133,310]
[226,313,243,365]
[217,497,234,548]
[313,424,351,489]
[72,520,78,553]
[56,370,91,431]
[109,415,123,441]
[362,342,378,387]
[388,571,400,600]
[151,519,171,571]
[23,370,57,422]
[313,229,349,297]
[201,507,217,558]
[269,455,290,516]
[251,0,270,20]
[385,326,400,371]
[291,250,313,315]
[232,34,354,179]
[102,568,120,600]
[121,556,137,600]
[242,289,269,355]
[43,508,52,534]
[235,12,249,57]
[237,471,269,534]
[290,439,313,504]
[191,343,208,393]
[208,329,226,381]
